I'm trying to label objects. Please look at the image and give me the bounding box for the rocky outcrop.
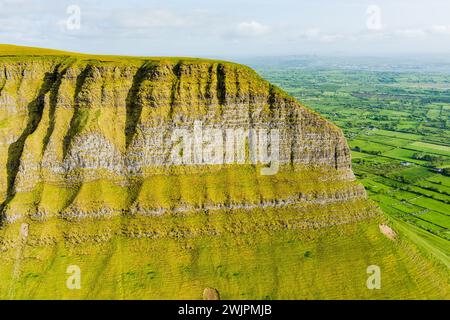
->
[0,54,360,223]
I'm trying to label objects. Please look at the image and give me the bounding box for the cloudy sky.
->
[1,0,450,57]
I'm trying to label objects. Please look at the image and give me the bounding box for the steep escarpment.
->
[0,55,357,223]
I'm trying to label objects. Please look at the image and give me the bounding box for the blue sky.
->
[1,0,450,57]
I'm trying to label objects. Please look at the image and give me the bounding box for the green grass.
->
[3,165,362,221]
[427,175,450,187]
[419,211,450,229]
[418,175,450,195]
[0,44,77,56]
[0,44,243,67]
[351,151,371,159]
[387,167,433,183]
[408,141,450,157]
[382,149,429,165]
[366,129,424,141]
[366,135,412,147]
[0,209,448,299]
[408,197,450,216]
[349,139,394,153]
[389,217,450,268]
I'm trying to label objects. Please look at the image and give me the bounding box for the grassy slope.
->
[0,43,235,65]
[389,216,450,268]
[0,44,76,56]
[0,210,448,299]
[6,165,361,218]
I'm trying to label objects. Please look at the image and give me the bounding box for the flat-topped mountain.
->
[0,45,447,299]
[0,45,356,222]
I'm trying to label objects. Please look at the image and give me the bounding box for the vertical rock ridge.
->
[125,62,153,148]
[0,64,60,218]
[63,64,94,158]
[216,63,227,106]
[169,61,182,122]
[42,60,75,155]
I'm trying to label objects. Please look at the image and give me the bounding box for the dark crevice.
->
[216,64,227,106]
[268,85,278,143]
[0,67,6,94]
[42,61,74,154]
[125,62,155,148]
[60,181,82,215]
[205,65,215,103]
[0,79,5,94]
[63,65,93,158]
[268,85,277,115]
[196,65,203,103]
[334,145,339,170]
[234,67,241,103]
[161,62,182,165]
[127,177,144,215]
[0,69,58,223]
[169,62,182,120]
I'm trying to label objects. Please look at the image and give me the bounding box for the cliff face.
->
[0,54,361,223]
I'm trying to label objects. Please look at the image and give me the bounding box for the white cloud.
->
[319,34,344,43]
[235,21,270,37]
[430,25,450,35]
[394,28,427,38]
[295,28,344,43]
[391,25,450,39]
[299,28,321,39]
[113,9,192,29]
